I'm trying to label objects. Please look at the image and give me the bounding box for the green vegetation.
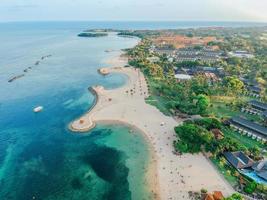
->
[208,96,263,122]
[173,117,266,196]
[78,32,108,37]
[244,181,257,194]
[127,38,266,119]
[224,193,244,200]
[127,40,214,115]
[174,123,213,153]
[124,27,267,198]
[210,157,239,186]
[173,118,251,155]
[223,128,265,149]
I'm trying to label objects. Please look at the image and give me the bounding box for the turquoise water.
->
[242,171,267,185]
[1,21,266,200]
[0,23,155,200]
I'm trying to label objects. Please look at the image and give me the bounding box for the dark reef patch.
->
[7,128,132,200]
[71,177,84,190]
[81,129,131,200]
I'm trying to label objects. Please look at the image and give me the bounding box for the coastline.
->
[95,119,160,200]
[70,52,160,198]
[69,52,160,198]
[69,86,98,132]
[69,53,234,199]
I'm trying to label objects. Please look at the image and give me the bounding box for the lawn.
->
[223,128,265,149]
[209,97,263,122]
[145,77,172,116]
[145,95,171,116]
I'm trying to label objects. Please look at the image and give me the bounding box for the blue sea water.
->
[0,22,156,200]
[0,21,266,200]
[1,21,266,31]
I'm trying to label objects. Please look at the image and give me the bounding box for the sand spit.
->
[69,59,234,199]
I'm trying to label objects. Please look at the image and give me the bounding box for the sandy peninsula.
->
[69,54,234,199]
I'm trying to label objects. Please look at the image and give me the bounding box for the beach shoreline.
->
[94,119,160,200]
[69,52,160,198]
[69,53,234,199]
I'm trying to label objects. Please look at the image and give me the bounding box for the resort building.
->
[204,191,224,200]
[229,117,267,142]
[241,78,261,98]
[184,66,225,78]
[223,151,255,169]
[228,50,254,59]
[174,74,192,82]
[224,152,267,184]
[174,49,222,63]
[246,86,261,98]
[154,49,176,57]
[241,100,267,116]
[252,160,267,182]
[249,100,267,112]
[262,111,267,124]
[154,47,223,63]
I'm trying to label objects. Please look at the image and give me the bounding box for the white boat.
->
[33,106,43,113]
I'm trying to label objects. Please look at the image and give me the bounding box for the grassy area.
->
[208,95,266,150]
[209,97,263,122]
[145,95,171,116]
[145,77,172,116]
[223,128,265,149]
[210,157,239,187]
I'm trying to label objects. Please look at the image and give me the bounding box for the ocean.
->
[0,21,266,200]
[0,22,152,200]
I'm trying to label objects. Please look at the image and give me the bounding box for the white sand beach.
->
[69,55,234,199]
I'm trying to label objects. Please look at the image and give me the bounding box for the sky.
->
[0,0,267,22]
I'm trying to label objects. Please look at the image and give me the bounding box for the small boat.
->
[33,106,43,113]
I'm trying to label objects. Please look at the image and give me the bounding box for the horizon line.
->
[0,19,267,23]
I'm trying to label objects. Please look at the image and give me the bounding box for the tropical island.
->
[71,26,267,200]
[77,32,108,37]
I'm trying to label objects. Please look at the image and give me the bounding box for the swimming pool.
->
[242,170,267,185]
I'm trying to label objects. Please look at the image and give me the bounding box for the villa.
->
[229,117,267,142]
[223,151,255,169]
[224,152,267,185]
